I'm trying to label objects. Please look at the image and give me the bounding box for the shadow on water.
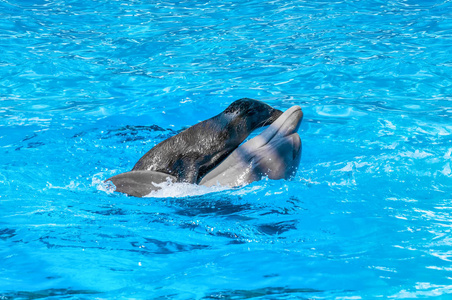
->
[0,228,17,240]
[131,238,210,255]
[100,125,178,142]
[257,220,298,236]
[164,195,253,217]
[0,288,99,300]
[86,206,129,216]
[204,287,327,300]
[72,124,180,143]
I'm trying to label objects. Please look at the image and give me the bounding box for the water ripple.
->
[1,0,452,298]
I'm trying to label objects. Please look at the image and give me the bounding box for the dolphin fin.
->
[106,170,177,197]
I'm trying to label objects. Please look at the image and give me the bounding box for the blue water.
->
[1,0,452,298]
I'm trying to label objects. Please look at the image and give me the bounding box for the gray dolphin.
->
[199,105,303,187]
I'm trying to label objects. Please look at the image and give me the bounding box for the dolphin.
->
[199,105,303,187]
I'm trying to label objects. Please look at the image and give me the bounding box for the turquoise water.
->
[1,0,452,298]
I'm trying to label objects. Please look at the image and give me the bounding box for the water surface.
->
[1,0,452,298]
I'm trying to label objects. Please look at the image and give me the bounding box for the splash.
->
[144,179,231,198]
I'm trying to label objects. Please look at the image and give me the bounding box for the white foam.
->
[144,179,231,198]
[441,163,451,176]
[93,171,267,198]
[92,174,117,194]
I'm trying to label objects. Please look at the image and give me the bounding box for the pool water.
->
[1,0,452,298]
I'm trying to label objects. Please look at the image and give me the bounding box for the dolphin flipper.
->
[106,171,177,197]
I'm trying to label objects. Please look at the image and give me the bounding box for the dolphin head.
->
[224,98,283,132]
[199,105,303,187]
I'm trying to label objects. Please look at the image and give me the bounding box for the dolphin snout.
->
[275,106,303,137]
